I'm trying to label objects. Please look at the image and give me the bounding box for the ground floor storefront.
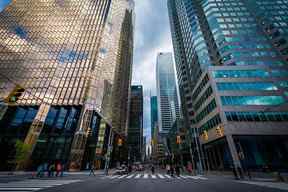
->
[0,105,117,171]
[203,135,288,172]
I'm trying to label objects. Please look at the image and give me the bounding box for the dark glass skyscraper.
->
[150,96,158,139]
[128,85,143,162]
[0,0,134,171]
[168,0,288,172]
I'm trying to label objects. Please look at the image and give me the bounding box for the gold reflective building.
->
[0,0,134,171]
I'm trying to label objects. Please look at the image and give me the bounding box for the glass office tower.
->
[156,52,180,135]
[168,0,288,171]
[0,0,134,171]
[150,96,158,140]
[127,85,143,163]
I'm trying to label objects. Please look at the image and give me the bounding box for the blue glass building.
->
[156,52,181,135]
[168,0,288,172]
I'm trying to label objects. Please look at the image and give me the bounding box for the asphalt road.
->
[0,172,286,192]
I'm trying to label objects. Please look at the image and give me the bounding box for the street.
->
[0,172,287,192]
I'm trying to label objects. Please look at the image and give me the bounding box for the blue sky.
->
[0,0,173,142]
[132,0,173,141]
[0,0,10,12]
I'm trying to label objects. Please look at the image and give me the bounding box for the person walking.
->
[170,165,174,177]
[48,163,55,177]
[166,164,170,175]
[56,163,62,177]
[175,165,180,177]
[89,162,95,176]
[151,165,155,175]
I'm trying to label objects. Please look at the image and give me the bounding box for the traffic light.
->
[176,135,181,144]
[202,130,208,141]
[87,128,92,136]
[4,85,25,104]
[216,126,224,137]
[117,138,123,146]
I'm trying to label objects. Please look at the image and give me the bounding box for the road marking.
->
[0,187,42,190]
[118,175,128,179]
[143,174,148,179]
[0,179,81,191]
[127,174,135,179]
[110,175,121,179]
[158,174,165,179]
[151,174,157,179]
[164,174,172,179]
[180,175,189,179]
[135,174,142,179]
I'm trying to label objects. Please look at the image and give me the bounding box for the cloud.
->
[132,0,173,140]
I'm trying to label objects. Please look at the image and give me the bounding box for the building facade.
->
[127,85,143,163]
[150,96,158,140]
[0,0,134,171]
[168,0,288,172]
[156,52,181,135]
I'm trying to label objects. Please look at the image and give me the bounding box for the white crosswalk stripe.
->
[104,174,208,181]
[0,179,81,192]
[135,174,141,179]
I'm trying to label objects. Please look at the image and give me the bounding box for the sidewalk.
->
[205,171,281,182]
[0,169,109,177]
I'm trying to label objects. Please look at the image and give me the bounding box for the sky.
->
[132,0,173,141]
[0,0,10,12]
[0,0,174,142]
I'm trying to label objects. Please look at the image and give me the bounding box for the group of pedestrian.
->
[166,164,181,177]
[35,162,64,178]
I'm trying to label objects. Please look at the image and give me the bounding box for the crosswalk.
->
[0,179,82,192]
[102,174,208,181]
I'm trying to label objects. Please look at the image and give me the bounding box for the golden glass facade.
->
[0,0,134,170]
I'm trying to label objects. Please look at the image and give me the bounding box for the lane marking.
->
[164,174,172,179]
[151,174,157,179]
[127,174,135,179]
[143,174,148,179]
[158,174,165,179]
[118,175,128,179]
[135,174,142,179]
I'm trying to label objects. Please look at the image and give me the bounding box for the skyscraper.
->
[150,96,158,140]
[0,0,134,171]
[127,85,143,162]
[156,52,180,135]
[168,0,288,172]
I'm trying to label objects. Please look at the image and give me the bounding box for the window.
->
[221,96,285,106]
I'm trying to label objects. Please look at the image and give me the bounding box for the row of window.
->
[212,69,288,78]
[225,111,288,122]
[216,82,278,91]
[196,99,217,123]
[199,114,222,134]
[192,74,209,101]
[195,87,213,111]
[221,96,286,106]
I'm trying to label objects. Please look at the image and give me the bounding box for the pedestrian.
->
[36,164,43,178]
[231,165,239,180]
[56,162,62,177]
[170,165,174,177]
[166,164,170,175]
[60,163,65,177]
[151,165,155,175]
[49,163,55,177]
[175,165,180,177]
[89,162,95,176]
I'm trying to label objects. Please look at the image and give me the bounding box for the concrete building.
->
[0,0,134,171]
[168,0,288,172]
[127,85,143,163]
[156,52,180,135]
